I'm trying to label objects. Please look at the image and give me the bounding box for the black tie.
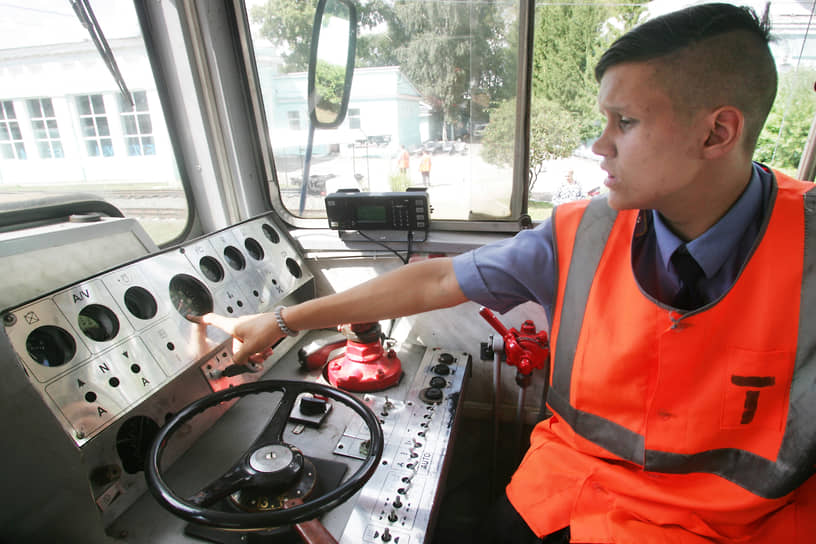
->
[671,247,705,310]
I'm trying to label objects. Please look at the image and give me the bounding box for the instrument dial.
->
[169,274,213,317]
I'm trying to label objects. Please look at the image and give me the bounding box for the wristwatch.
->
[274,305,298,337]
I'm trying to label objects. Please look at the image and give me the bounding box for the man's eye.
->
[619,117,634,129]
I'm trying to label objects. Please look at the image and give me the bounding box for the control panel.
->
[0,213,314,538]
[3,215,310,447]
[1,210,471,544]
[336,348,470,543]
[325,191,429,232]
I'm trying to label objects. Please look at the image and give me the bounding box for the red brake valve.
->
[479,307,549,375]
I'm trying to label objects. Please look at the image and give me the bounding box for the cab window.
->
[0,1,188,245]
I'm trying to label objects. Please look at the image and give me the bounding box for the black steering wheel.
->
[145,379,384,530]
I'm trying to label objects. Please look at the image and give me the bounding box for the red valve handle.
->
[479,307,549,376]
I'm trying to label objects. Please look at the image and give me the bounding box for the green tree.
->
[251,0,401,72]
[531,2,646,141]
[755,68,816,175]
[481,97,580,191]
[481,3,644,183]
[251,0,316,72]
[392,0,512,138]
[251,0,513,138]
[313,60,346,119]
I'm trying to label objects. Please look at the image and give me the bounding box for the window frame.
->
[119,90,156,157]
[27,97,64,159]
[348,107,360,130]
[0,100,26,160]
[76,94,114,158]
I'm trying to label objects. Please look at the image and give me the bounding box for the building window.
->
[348,108,360,129]
[76,94,113,157]
[119,91,155,156]
[27,98,63,159]
[0,101,26,160]
[288,110,301,130]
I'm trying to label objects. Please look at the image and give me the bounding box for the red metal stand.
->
[326,323,402,392]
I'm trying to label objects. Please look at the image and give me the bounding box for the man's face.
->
[592,62,706,214]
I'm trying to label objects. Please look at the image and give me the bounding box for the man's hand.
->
[187,312,280,366]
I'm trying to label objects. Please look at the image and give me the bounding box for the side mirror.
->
[307,0,356,128]
[299,0,357,214]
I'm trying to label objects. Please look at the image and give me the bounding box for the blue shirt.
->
[453,163,772,321]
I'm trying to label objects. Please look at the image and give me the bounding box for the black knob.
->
[429,376,446,388]
[425,387,443,401]
[438,352,454,364]
[432,364,450,375]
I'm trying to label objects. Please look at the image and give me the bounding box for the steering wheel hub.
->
[230,457,318,513]
[249,444,298,473]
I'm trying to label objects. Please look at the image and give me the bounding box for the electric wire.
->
[355,229,414,265]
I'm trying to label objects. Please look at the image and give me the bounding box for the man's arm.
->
[193,257,467,365]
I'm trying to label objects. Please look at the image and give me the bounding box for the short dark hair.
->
[595,3,777,150]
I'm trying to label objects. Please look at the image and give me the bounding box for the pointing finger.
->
[189,312,237,335]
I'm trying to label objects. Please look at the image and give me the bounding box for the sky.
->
[0,0,139,50]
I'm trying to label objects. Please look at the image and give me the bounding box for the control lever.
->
[297,334,347,370]
[284,497,338,544]
[218,361,263,377]
[479,307,550,474]
[478,307,549,378]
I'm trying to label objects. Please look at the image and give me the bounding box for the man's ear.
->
[702,106,743,159]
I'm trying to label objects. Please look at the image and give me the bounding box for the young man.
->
[194,3,816,542]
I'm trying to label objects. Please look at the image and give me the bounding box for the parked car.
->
[472,123,488,140]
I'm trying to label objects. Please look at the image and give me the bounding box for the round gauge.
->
[199,255,225,282]
[262,223,280,244]
[78,304,120,342]
[26,325,76,367]
[223,246,246,271]
[244,238,264,261]
[169,274,214,317]
[286,257,302,279]
[124,286,158,320]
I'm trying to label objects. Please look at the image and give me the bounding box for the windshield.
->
[247,0,816,224]
[247,0,519,221]
[0,0,187,244]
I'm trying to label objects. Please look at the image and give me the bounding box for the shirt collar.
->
[653,163,764,278]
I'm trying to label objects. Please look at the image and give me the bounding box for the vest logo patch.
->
[721,349,791,432]
[730,375,775,424]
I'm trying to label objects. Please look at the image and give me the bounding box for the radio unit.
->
[325,190,429,232]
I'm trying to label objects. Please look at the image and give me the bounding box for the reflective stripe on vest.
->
[549,172,816,499]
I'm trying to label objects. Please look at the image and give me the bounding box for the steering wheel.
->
[145,379,384,530]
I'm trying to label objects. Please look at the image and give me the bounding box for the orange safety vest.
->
[419,155,431,173]
[506,170,816,542]
[399,150,410,169]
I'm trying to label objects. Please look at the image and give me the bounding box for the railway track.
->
[121,207,187,220]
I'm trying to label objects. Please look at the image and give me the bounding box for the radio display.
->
[325,191,428,232]
[356,205,387,223]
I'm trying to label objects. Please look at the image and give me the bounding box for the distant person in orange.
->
[398,145,410,174]
[419,149,431,185]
